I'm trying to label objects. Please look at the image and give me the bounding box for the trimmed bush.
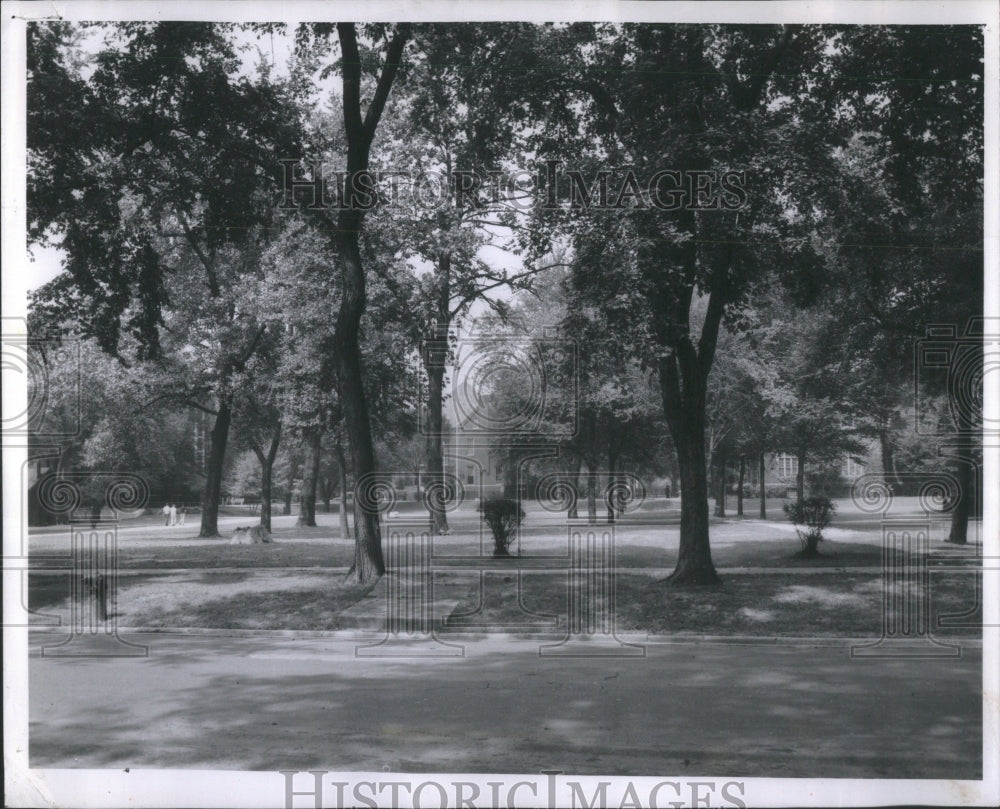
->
[480,497,525,557]
[783,496,836,557]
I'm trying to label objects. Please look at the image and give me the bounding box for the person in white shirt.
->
[168,503,178,526]
[162,503,171,526]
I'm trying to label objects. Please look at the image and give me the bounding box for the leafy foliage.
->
[479,497,525,557]
[783,496,836,556]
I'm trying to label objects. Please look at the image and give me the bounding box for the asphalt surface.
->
[28,632,982,778]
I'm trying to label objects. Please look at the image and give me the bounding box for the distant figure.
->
[664,483,672,499]
[177,505,186,526]
[162,503,171,526]
[168,503,178,526]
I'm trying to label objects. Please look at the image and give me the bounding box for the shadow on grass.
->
[29,639,982,778]
[441,571,981,639]
[127,582,376,631]
[115,540,358,570]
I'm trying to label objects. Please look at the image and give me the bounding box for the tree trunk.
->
[758,452,767,519]
[670,421,720,585]
[296,429,322,527]
[333,221,383,580]
[282,455,299,517]
[251,425,281,533]
[335,439,351,540]
[423,346,450,535]
[659,345,722,586]
[568,456,581,519]
[199,395,232,538]
[606,452,618,524]
[946,435,973,545]
[878,427,903,489]
[713,446,727,518]
[320,478,332,513]
[330,21,408,582]
[586,462,597,525]
[259,457,274,532]
[737,454,745,517]
[796,448,806,502]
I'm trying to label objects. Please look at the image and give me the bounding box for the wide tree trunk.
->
[335,440,351,540]
[670,421,720,585]
[658,328,722,586]
[296,429,322,527]
[199,395,232,538]
[946,435,974,545]
[713,446,727,518]
[737,454,745,517]
[423,350,450,535]
[758,452,767,519]
[334,230,384,581]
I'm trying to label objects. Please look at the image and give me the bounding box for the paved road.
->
[29,632,982,778]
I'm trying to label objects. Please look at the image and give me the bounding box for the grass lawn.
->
[30,534,357,571]
[29,566,981,637]
[445,570,981,638]
[113,537,358,570]
[27,509,982,636]
[29,569,375,631]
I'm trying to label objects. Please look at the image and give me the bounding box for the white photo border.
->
[3,1,997,807]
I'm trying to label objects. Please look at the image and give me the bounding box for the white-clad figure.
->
[162,503,171,526]
[169,503,178,526]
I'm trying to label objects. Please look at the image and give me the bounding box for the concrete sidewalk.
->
[28,632,982,778]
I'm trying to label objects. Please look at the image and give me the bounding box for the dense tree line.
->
[27,21,983,583]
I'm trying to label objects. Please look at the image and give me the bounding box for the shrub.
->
[479,497,525,557]
[783,496,836,557]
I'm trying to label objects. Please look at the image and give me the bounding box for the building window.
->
[466,465,475,485]
[843,457,864,479]
[777,453,798,478]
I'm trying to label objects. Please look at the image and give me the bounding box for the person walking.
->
[162,503,171,526]
[177,504,186,526]
[168,503,178,526]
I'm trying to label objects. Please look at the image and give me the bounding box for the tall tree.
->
[541,24,828,583]
[362,24,560,535]
[818,26,984,542]
[292,23,410,581]
[27,21,304,536]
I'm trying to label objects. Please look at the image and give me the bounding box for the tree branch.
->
[362,25,411,148]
